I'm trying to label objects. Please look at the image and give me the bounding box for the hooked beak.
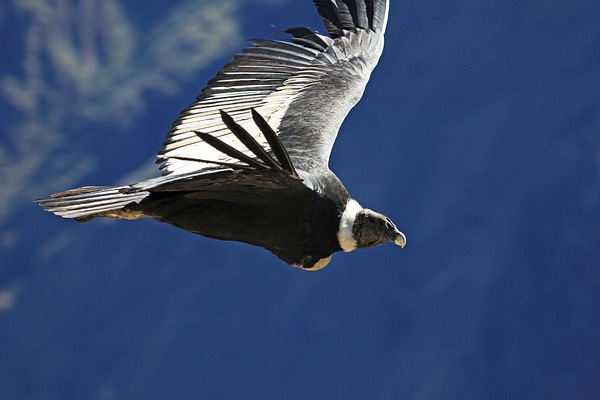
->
[393,230,406,248]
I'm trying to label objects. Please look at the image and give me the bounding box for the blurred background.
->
[1,0,598,399]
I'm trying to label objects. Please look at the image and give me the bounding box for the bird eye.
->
[369,218,375,224]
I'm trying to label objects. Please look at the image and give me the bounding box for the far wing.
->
[157,0,389,176]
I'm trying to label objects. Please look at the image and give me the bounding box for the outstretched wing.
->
[157,0,389,176]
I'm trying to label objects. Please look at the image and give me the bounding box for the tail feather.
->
[36,185,149,221]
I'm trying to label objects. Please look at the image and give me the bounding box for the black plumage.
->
[36,0,405,270]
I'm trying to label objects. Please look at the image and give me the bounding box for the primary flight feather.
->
[36,0,405,270]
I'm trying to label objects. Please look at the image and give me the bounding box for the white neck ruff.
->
[337,199,363,252]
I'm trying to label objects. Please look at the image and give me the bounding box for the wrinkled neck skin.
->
[352,209,404,249]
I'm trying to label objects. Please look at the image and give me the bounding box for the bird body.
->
[36,0,405,270]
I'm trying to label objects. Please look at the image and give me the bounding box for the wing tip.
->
[314,0,389,36]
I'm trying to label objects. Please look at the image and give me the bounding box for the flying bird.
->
[36,0,405,270]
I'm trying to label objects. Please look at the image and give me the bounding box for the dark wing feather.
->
[251,109,297,177]
[312,0,345,37]
[338,0,359,30]
[218,110,283,172]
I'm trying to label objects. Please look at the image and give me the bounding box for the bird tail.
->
[35,185,149,222]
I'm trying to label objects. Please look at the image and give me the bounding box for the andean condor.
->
[36,0,406,270]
